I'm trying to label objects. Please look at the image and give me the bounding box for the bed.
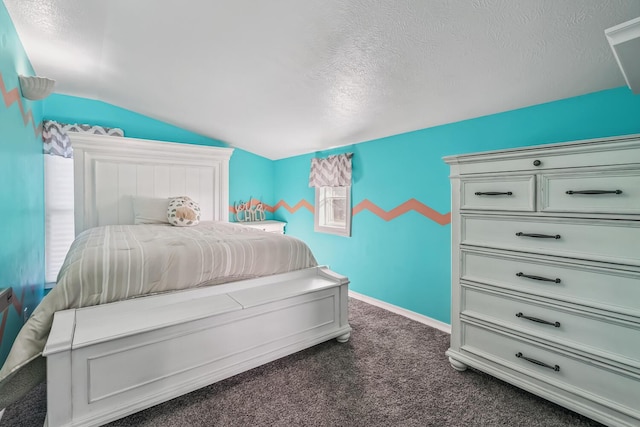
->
[0,134,351,427]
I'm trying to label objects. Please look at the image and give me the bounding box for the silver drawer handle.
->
[474,191,513,196]
[516,272,561,284]
[516,312,560,328]
[566,190,622,195]
[515,232,561,239]
[516,352,560,372]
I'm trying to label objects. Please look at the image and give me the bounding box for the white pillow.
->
[167,196,200,227]
[132,196,171,224]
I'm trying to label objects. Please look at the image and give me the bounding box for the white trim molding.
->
[605,16,640,94]
[349,290,451,334]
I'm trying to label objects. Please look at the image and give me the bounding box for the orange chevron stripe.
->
[0,71,39,136]
[273,199,314,214]
[353,198,450,225]
[229,198,314,215]
[236,198,451,225]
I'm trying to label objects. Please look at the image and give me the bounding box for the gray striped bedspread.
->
[0,221,317,407]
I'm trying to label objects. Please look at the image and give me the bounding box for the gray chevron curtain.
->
[42,121,73,158]
[309,153,353,187]
[42,120,125,158]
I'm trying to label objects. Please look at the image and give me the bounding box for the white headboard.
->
[70,133,234,235]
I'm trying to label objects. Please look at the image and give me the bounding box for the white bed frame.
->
[42,134,351,427]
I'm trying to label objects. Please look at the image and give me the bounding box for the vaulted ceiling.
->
[5,1,640,159]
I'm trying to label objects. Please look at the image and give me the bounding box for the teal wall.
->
[43,94,275,220]
[0,2,45,364]
[40,88,640,326]
[3,1,640,368]
[274,87,640,324]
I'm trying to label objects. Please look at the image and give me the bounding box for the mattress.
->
[0,221,317,407]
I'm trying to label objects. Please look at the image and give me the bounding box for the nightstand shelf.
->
[239,220,286,234]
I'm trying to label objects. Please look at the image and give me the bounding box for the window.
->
[309,152,353,237]
[315,186,351,237]
[44,155,75,287]
[41,120,124,288]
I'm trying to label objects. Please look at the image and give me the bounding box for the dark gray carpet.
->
[2,298,604,427]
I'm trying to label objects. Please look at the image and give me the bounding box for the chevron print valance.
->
[309,153,353,187]
[42,120,73,158]
[42,120,124,158]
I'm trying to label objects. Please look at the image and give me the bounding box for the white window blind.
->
[44,155,75,286]
[318,186,348,227]
[314,186,351,237]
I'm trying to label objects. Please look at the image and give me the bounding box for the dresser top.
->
[443,133,640,165]
[443,134,640,175]
[239,220,286,225]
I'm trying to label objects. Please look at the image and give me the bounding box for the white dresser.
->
[443,134,640,427]
[240,220,286,234]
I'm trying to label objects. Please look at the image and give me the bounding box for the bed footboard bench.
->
[43,266,350,427]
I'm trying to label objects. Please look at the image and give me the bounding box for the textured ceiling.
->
[5,0,640,159]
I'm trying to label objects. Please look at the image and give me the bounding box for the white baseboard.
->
[349,291,451,334]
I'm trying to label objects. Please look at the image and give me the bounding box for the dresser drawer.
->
[445,136,640,175]
[462,286,640,366]
[461,215,640,266]
[461,323,640,416]
[460,175,535,211]
[461,249,640,317]
[541,169,640,215]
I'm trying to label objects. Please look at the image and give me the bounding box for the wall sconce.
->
[18,75,56,100]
